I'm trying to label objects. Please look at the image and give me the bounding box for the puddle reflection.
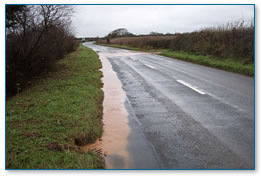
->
[81,54,131,169]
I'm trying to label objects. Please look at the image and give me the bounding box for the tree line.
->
[98,20,254,63]
[6,5,78,97]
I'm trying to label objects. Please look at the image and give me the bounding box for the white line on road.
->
[176,80,206,95]
[145,64,156,69]
[130,57,137,61]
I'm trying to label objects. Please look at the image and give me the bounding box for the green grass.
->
[100,44,254,76]
[6,45,105,169]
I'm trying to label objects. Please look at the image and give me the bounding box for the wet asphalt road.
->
[84,42,254,169]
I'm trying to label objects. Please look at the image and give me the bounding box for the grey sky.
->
[71,5,254,38]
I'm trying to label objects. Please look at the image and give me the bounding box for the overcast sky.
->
[71,5,254,38]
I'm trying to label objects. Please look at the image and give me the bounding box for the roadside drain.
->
[81,54,131,169]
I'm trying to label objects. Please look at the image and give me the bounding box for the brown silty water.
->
[81,54,131,169]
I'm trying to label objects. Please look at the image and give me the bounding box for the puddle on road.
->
[81,54,131,169]
[100,51,150,58]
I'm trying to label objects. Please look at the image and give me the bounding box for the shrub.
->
[98,20,254,63]
[6,5,78,97]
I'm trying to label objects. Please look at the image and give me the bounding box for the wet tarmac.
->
[83,42,254,169]
[81,46,160,169]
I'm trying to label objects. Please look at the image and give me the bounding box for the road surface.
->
[84,42,254,169]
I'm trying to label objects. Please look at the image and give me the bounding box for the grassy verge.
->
[6,45,105,169]
[100,44,254,76]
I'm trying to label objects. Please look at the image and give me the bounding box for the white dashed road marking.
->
[176,80,206,95]
[145,64,156,69]
[130,57,137,61]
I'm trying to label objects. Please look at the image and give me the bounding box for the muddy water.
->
[81,54,131,169]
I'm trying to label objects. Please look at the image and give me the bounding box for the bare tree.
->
[6,5,77,96]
